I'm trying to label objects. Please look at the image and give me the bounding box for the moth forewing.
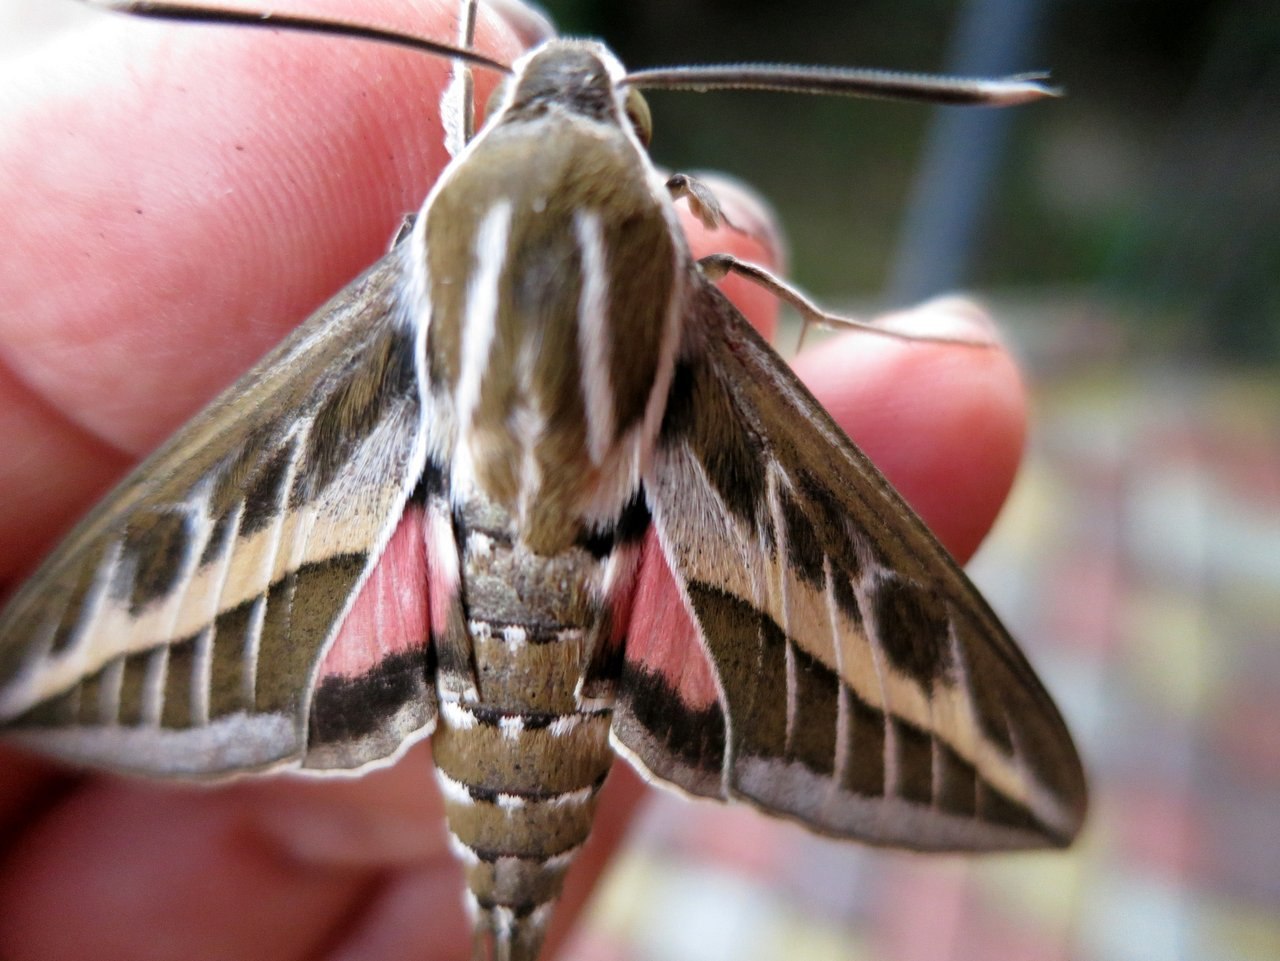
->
[0,245,436,777]
[3,4,1084,961]
[613,282,1085,851]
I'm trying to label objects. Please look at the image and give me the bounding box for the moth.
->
[0,2,1087,960]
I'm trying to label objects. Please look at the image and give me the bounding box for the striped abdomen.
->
[431,494,615,961]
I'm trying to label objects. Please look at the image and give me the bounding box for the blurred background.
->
[3,1,1277,960]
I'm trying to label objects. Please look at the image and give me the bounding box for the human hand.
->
[0,2,1025,958]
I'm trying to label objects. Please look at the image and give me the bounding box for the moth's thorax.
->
[422,43,681,554]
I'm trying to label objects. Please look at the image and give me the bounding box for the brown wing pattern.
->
[618,277,1086,850]
[0,250,436,776]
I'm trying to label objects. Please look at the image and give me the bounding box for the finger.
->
[0,0,526,576]
[791,297,1027,562]
[0,747,79,848]
[0,744,462,961]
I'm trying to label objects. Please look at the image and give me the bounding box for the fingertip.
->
[793,299,1027,562]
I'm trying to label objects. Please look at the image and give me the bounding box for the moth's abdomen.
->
[433,493,616,961]
[433,691,611,961]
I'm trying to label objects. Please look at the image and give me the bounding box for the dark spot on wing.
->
[207,596,259,718]
[891,717,934,805]
[661,359,765,527]
[574,489,651,560]
[294,324,418,504]
[660,361,696,439]
[795,467,863,581]
[123,509,193,614]
[686,582,787,762]
[47,545,106,655]
[11,685,80,728]
[787,639,839,774]
[240,440,296,537]
[841,689,886,798]
[451,504,469,554]
[869,575,952,686]
[778,486,824,587]
[199,512,235,566]
[77,664,109,724]
[615,489,651,545]
[256,553,368,714]
[575,525,614,560]
[412,455,449,505]
[209,424,272,520]
[961,632,1016,754]
[161,632,200,729]
[308,649,431,744]
[617,660,726,779]
[935,740,978,818]
[116,649,152,726]
[978,782,1043,837]
[830,572,863,625]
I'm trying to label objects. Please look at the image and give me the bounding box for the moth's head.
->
[484,40,653,147]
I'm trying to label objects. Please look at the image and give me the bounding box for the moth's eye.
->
[624,88,653,146]
[483,79,510,124]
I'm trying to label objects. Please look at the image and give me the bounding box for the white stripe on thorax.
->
[574,210,617,465]
[454,201,513,448]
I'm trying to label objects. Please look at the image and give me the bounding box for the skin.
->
[0,1,1027,958]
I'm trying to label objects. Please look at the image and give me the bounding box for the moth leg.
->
[388,212,417,250]
[666,173,745,233]
[698,252,997,351]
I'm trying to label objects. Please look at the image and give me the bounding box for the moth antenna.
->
[625,64,1060,106]
[458,0,479,143]
[439,0,481,156]
[77,0,513,74]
